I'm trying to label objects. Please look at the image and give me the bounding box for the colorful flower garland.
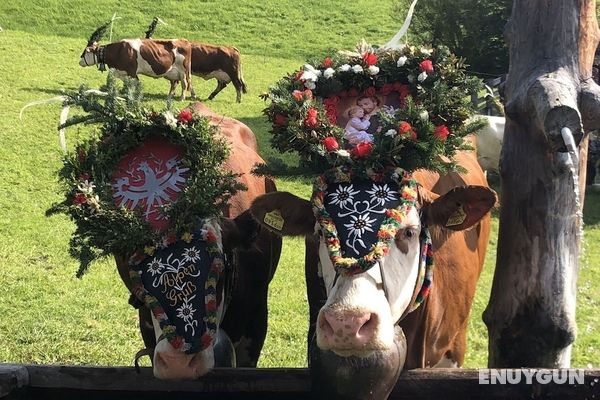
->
[263,42,486,174]
[128,220,224,354]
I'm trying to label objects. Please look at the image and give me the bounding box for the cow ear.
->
[420,185,496,231]
[250,192,315,236]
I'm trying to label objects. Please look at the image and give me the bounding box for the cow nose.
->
[154,351,202,380]
[319,309,378,348]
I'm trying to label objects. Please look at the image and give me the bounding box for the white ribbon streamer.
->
[383,0,418,50]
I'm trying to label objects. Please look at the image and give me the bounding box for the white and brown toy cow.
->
[80,23,195,100]
[250,148,496,399]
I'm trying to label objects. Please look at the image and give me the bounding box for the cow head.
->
[250,171,495,399]
[116,212,260,380]
[79,22,110,67]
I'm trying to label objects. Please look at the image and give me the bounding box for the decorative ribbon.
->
[383,0,419,50]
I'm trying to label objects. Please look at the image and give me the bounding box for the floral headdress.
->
[262,41,485,174]
[46,75,243,276]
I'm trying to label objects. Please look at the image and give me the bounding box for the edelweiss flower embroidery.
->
[329,185,360,209]
[182,247,201,263]
[148,257,164,276]
[176,295,198,335]
[344,213,377,252]
[366,183,397,206]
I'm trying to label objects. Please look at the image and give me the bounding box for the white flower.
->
[366,183,398,206]
[417,71,428,82]
[339,64,351,72]
[419,110,429,121]
[148,258,165,276]
[323,67,335,79]
[304,64,322,77]
[328,184,360,209]
[407,74,415,83]
[384,129,397,137]
[304,80,316,90]
[182,246,202,263]
[396,56,408,67]
[163,111,178,128]
[77,180,95,195]
[366,65,380,75]
[344,213,377,238]
[351,64,363,73]
[420,47,433,56]
[176,298,197,322]
[336,149,351,157]
[300,70,319,83]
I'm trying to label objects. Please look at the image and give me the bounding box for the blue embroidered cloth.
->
[325,180,401,258]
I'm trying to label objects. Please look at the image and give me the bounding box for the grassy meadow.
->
[0,0,598,370]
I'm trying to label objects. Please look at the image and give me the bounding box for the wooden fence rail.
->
[1,364,599,399]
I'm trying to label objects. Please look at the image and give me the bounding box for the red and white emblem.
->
[112,137,189,231]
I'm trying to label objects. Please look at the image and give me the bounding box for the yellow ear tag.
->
[446,205,467,227]
[264,210,285,231]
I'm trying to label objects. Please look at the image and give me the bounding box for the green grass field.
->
[0,1,598,370]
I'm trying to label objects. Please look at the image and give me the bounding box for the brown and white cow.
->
[250,148,495,399]
[80,38,195,100]
[116,103,281,379]
[189,43,247,103]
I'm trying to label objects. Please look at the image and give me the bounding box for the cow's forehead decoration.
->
[129,219,224,353]
[44,75,241,276]
[313,166,424,271]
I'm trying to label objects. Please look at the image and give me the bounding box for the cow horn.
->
[145,16,167,39]
[86,21,111,47]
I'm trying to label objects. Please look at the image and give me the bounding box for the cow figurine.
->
[250,147,496,399]
[115,103,281,379]
[79,22,195,100]
[144,18,247,103]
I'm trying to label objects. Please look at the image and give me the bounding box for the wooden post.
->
[483,0,600,367]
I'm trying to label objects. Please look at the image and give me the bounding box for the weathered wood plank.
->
[2,365,599,399]
[0,365,28,398]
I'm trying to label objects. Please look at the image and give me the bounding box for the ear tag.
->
[446,205,467,227]
[264,210,285,231]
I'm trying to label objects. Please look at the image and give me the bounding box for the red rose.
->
[347,88,359,97]
[420,59,434,74]
[434,125,450,141]
[206,230,217,242]
[177,109,193,124]
[363,87,377,98]
[292,90,304,101]
[323,137,340,151]
[303,89,313,100]
[398,121,412,134]
[274,114,288,126]
[305,108,319,128]
[352,141,374,158]
[362,52,378,66]
[323,96,340,107]
[73,193,87,205]
[323,57,333,68]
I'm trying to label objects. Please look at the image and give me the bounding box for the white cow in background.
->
[475,115,505,174]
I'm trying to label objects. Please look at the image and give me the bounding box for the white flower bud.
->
[366,65,380,75]
[339,64,351,72]
[396,56,408,67]
[337,149,351,157]
[351,64,364,73]
[417,71,428,82]
[407,74,415,83]
[323,67,335,79]
[384,129,397,137]
[420,110,429,121]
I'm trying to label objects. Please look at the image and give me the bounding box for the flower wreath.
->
[48,76,243,277]
[262,41,486,173]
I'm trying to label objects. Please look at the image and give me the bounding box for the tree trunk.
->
[483,0,600,368]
